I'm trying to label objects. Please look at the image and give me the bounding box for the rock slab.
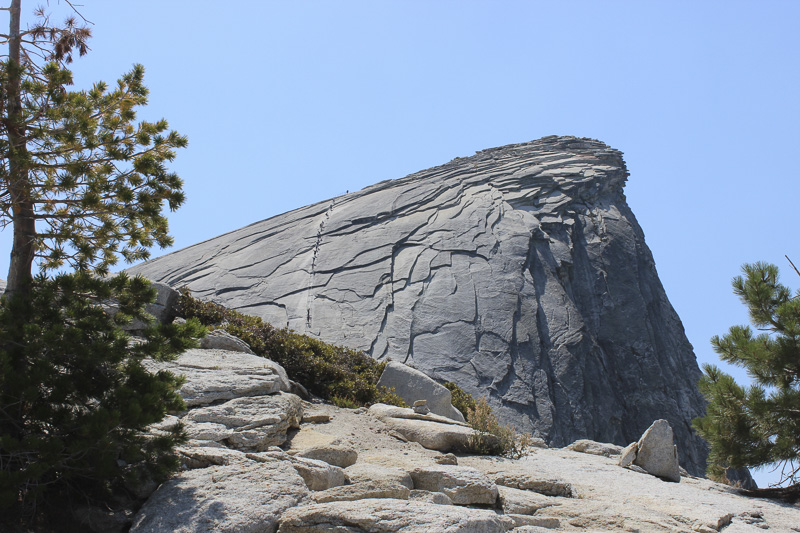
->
[184,392,302,450]
[130,460,309,533]
[409,465,498,505]
[145,349,289,407]
[129,136,708,475]
[276,498,508,532]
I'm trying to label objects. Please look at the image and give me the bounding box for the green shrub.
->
[442,381,477,419]
[178,289,405,408]
[0,273,203,519]
[467,397,535,459]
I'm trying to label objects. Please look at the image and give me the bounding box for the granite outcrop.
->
[121,340,797,533]
[129,136,707,474]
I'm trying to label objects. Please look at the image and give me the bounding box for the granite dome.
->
[129,136,708,474]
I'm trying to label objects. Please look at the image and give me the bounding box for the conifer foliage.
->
[693,262,800,488]
[0,273,202,513]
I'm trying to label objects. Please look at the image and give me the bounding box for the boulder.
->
[130,459,309,533]
[276,498,509,532]
[121,281,179,331]
[200,329,254,353]
[344,463,414,489]
[369,403,470,426]
[296,445,358,468]
[378,416,476,452]
[73,505,132,533]
[632,419,681,482]
[566,439,623,457]
[145,349,290,406]
[378,361,465,422]
[183,392,302,450]
[409,465,499,505]
[311,480,411,503]
[129,136,709,475]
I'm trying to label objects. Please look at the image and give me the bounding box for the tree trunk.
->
[4,0,36,298]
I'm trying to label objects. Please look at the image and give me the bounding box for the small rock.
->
[436,453,458,465]
[566,439,623,457]
[413,399,431,415]
[302,412,330,424]
[296,445,358,468]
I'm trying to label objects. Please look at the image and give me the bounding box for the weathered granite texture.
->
[129,136,708,474]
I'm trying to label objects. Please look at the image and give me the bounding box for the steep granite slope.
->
[129,136,708,474]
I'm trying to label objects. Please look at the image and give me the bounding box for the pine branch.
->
[786,255,800,280]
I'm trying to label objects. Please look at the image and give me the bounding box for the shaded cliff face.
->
[129,136,708,474]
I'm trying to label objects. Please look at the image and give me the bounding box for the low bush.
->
[0,273,203,523]
[467,397,535,459]
[178,289,405,408]
[442,381,476,419]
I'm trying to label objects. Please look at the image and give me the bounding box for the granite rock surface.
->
[129,136,707,474]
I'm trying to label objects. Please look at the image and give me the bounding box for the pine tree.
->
[1,0,186,297]
[693,261,800,491]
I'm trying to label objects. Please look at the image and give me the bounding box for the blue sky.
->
[2,1,797,487]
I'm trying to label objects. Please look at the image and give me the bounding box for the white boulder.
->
[377,361,465,422]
